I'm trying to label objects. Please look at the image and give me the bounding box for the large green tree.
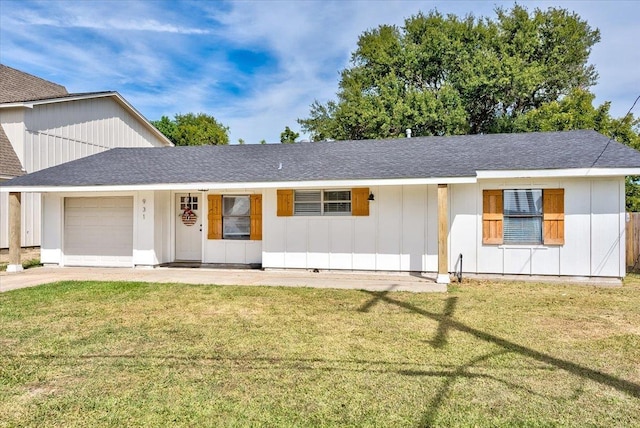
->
[299,5,600,140]
[152,113,229,146]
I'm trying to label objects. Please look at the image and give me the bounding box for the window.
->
[293,190,351,216]
[503,189,542,244]
[483,188,564,245]
[277,188,369,217]
[222,196,250,240]
[179,195,198,211]
[208,194,262,241]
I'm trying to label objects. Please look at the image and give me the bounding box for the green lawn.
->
[1,275,639,427]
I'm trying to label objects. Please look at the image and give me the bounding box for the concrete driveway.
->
[0,266,447,293]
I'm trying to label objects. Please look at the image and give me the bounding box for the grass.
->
[0,259,41,272]
[1,275,639,427]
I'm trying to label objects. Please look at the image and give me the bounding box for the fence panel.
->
[627,212,640,272]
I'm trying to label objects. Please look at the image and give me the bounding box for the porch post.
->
[437,184,450,284]
[7,192,23,273]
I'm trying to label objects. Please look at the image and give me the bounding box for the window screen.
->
[323,190,351,214]
[222,196,250,239]
[503,189,542,244]
[294,190,321,215]
[294,190,351,216]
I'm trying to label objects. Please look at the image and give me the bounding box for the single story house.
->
[2,130,640,282]
[0,64,173,249]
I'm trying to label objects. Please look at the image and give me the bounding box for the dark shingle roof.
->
[3,130,640,188]
[0,64,68,103]
[0,125,24,178]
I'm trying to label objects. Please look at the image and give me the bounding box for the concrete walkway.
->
[0,266,447,293]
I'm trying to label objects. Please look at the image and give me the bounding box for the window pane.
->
[295,191,321,202]
[223,196,250,216]
[504,217,542,244]
[223,217,250,239]
[324,190,350,201]
[295,202,321,215]
[324,202,351,214]
[504,190,542,216]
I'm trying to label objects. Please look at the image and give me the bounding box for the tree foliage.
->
[152,113,229,146]
[298,5,600,140]
[280,126,300,144]
[297,5,640,210]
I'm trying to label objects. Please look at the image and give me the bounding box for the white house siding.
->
[1,97,168,248]
[449,177,626,278]
[262,185,439,272]
[153,190,172,266]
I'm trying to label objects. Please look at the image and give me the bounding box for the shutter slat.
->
[277,190,293,216]
[543,189,564,245]
[483,190,503,244]
[208,194,222,240]
[352,188,369,216]
[250,194,262,240]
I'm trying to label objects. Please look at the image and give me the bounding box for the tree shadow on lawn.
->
[358,291,640,426]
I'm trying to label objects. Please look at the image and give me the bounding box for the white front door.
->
[175,193,202,261]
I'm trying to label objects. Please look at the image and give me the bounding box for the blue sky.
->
[1,0,638,144]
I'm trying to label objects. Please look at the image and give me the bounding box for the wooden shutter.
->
[483,190,503,244]
[543,189,564,245]
[277,189,293,216]
[351,187,369,216]
[207,194,222,239]
[250,194,262,240]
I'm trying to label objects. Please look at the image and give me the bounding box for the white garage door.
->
[64,197,133,267]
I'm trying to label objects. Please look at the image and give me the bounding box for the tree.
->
[238,138,245,145]
[280,126,300,144]
[298,5,600,140]
[506,89,640,211]
[259,139,267,145]
[152,113,229,146]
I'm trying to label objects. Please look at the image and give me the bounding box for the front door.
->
[175,193,202,261]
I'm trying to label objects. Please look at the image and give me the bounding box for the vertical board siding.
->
[1,96,168,248]
[263,185,435,272]
[627,213,640,272]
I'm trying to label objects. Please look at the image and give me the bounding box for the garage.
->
[64,196,133,267]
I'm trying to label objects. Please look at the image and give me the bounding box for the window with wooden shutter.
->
[352,188,369,216]
[483,190,503,244]
[250,194,262,240]
[543,189,564,245]
[207,194,222,239]
[277,189,293,216]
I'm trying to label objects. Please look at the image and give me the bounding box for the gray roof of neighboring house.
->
[2,130,640,188]
[0,125,24,178]
[0,64,68,103]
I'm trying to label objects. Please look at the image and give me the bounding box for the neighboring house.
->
[2,130,640,281]
[0,64,173,248]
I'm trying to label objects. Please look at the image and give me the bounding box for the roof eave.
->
[476,168,640,179]
[0,176,477,193]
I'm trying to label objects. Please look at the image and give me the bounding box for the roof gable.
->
[3,130,640,189]
[0,64,68,103]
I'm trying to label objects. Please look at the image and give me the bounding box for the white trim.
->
[6,264,24,273]
[0,177,476,193]
[436,274,451,284]
[476,168,640,179]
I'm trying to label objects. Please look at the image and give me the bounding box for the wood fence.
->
[627,212,640,273]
